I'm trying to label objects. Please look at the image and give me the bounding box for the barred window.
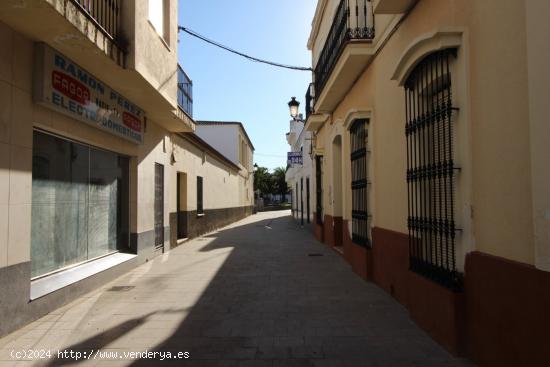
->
[350,119,370,247]
[315,156,323,225]
[197,176,203,215]
[405,49,462,290]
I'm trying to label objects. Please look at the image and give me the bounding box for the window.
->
[315,156,323,225]
[350,119,370,247]
[197,176,203,215]
[240,139,249,169]
[149,0,168,41]
[404,49,462,290]
[239,139,242,164]
[31,131,129,278]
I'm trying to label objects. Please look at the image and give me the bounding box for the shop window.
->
[350,119,370,247]
[197,176,204,215]
[31,131,129,278]
[404,49,462,290]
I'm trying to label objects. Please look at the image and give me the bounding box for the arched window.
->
[350,119,370,247]
[404,49,462,290]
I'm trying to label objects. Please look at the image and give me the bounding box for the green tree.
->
[253,166,271,197]
[272,166,289,200]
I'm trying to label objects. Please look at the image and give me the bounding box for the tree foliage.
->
[272,167,289,198]
[253,166,289,198]
[253,166,272,195]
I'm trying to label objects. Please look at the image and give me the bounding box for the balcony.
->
[305,83,315,120]
[0,1,195,133]
[70,0,121,47]
[314,0,375,113]
[0,0,125,67]
[177,65,194,118]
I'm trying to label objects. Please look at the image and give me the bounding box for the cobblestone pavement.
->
[0,211,474,366]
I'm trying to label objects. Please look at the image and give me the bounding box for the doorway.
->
[154,163,164,251]
[332,135,343,250]
[296,182,299,219]
[301,177,304,225]
[306,177,311,224]
[177,172,188,239]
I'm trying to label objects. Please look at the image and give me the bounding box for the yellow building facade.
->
[305,0,550,365]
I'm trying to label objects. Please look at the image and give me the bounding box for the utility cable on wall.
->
[178,26,313,72]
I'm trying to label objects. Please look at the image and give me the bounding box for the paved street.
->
[0,211,473,366]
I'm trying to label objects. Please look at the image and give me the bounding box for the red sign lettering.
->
[123,112,142,132]
[52,71,90,105]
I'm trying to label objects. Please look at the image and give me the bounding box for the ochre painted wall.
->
[311,0,538,267]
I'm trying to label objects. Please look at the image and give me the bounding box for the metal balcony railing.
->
[69,0,121,45]
[314,0,375,99]
[305,83,314,120]
[177,65,193,118]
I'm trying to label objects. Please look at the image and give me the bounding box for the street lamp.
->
[288,97,300,120]
[253,163,259,172]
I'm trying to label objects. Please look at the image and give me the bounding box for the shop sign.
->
[33,43,144,144]
[287,152,303,165]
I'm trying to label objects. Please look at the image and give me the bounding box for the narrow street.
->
[0,211,472,367]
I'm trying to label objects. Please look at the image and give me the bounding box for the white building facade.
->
[194,121,255,209]
[285,117,314,225]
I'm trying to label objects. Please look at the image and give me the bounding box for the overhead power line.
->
[178,26,313,72]
[254,153,287,158]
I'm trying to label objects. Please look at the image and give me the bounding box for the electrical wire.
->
[178,26,313,72]
[254,153,287,158]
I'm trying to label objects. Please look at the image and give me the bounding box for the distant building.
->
[285,116,314,225]
[171,132,254,240]
[195,121,255,208]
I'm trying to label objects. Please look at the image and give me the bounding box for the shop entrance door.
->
[177,172,188,239]
[154,163,164,251]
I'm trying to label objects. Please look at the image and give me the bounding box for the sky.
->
[178,0,317,171]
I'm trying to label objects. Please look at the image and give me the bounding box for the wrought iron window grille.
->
[350,119,371,248]
[315,156,323,225]
[404,48,463,291]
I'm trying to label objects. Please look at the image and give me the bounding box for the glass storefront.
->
[31,131,129,278]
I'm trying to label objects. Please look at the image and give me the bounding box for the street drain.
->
[308,253,324,257]
[108,286,135,292]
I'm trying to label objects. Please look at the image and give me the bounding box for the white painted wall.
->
[194,123,254,210]
[285,119,314,224]
[195,125,239,164]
